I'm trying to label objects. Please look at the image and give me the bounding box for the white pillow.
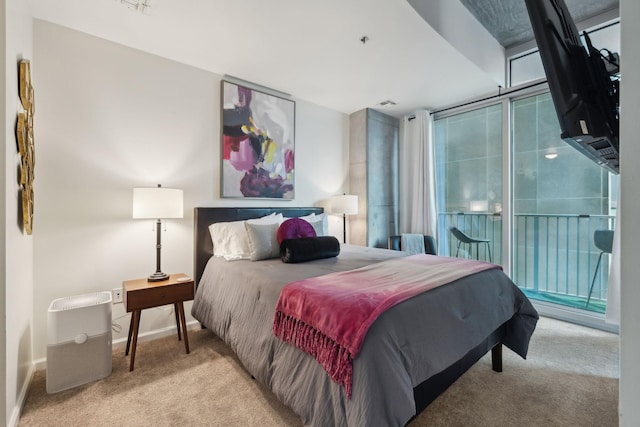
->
[209,213,283,260]
[300,213,328,236]
[209,220,250,260]
[245,222,281,261]
[250,212,281,224]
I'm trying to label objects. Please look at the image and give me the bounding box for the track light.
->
[119,0,152,13]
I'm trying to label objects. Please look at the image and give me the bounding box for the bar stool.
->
[449,226,492,263]
[586,229,614,308]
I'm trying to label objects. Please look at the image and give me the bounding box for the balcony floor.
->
[521,289,606,314]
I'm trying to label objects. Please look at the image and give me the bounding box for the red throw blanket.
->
[272,254,501,398]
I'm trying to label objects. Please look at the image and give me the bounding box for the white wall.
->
[5,0,34,426]
[32,20,350,360]
[619,0,640,424]
[0,1,7,425]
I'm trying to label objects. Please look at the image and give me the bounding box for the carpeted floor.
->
[19,316,618,426]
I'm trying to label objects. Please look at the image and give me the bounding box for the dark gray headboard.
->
[194,207,324,285]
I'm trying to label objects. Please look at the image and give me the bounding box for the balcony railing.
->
[437,212,616,313]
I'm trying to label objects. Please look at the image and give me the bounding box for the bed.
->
[191,207,538,426]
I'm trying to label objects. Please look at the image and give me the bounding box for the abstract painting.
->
[221,80,295,199]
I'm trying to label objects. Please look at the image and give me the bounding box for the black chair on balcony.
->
[586,229,615,308]
[449,226,492,263]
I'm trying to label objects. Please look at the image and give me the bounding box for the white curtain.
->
[399,110,437,240]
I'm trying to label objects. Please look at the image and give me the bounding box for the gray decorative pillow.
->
[245,222,281,261]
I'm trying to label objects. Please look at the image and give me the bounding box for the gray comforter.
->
[191,245,538,426]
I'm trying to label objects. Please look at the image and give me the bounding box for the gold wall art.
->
[17,59,35,234]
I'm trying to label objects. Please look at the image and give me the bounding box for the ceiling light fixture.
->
[120,0,152,13]
[545,152,559,160]
[378,100,397,108]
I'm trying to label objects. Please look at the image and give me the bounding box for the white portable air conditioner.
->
[46,291,112,393]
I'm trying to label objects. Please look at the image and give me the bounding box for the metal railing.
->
[438,212,615,308]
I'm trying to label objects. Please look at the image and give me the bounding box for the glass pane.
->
[434,104,503,265]
[510,51,545,87]
[509,22,619,88]
[511,93,614,314]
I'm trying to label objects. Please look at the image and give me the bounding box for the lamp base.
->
[147,271,169,282]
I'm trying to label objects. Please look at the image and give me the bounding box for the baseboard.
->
[111,319,201,351]
[8,362,36,427]
[533,300,619,334]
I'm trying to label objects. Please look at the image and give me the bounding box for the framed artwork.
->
[221,80,295,199]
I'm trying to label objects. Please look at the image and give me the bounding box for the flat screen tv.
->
[525,0,620,174]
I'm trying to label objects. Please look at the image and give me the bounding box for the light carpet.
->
[19,316,619,426]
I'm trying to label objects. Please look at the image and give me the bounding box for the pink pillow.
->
[277,218,317,245]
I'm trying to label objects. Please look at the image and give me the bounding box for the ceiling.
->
[460,0,619,49]
[26,0,618,118]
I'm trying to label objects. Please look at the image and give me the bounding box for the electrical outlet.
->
[112,288,123,304]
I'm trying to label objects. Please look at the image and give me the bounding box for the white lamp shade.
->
[132,187,184,219]
[331,194,358,215]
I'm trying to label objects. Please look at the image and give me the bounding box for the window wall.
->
[434,91,615,318]
[432,16,619,327]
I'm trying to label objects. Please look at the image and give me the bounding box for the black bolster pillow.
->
[280,236,341,263]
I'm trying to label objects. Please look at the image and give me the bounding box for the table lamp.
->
[133,184,183,281]
[330,194,358,244]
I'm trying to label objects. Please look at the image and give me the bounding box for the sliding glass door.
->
[512,92,615,314]
[433,104,503,265]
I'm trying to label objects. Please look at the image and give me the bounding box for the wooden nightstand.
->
[123,273,194,371]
